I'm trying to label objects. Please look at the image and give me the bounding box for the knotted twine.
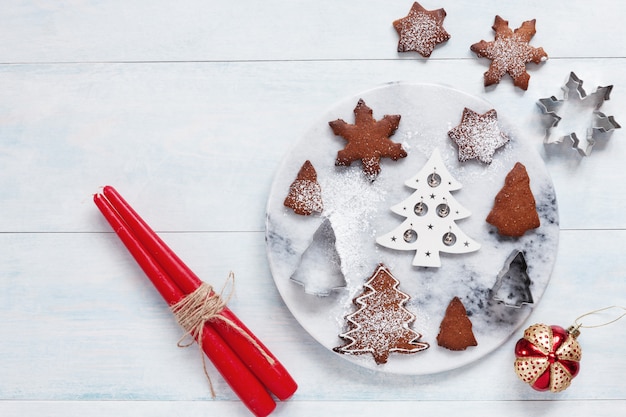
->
[170,272,275,397]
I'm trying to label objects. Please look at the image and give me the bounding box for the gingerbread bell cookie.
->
[486,162,540,237]
[329,99,407,181]
[470,16,548,90]
[283,160,323,215]
[393,2,450,58]
[437,297,478,351]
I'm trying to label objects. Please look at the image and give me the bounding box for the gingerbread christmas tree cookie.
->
[437,297,477,351]
[486,162,540,237]
[470,16,548,90]
[329,99,406,180]
[448,107,509,164]
[283,160,323,215]
[334,264,429,364]
[393,2,450,58]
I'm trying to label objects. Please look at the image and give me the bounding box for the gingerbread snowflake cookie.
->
[334,264,429,364]
[329,99,407,180]
[470,16,548,90]
[448,107,509,164]
[393,2,450,58]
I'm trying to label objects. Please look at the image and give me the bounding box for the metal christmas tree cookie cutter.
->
[537,72,620,156]
[491,250,533,308]
[289,217,346,297]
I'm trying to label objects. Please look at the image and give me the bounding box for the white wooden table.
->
[1,1,625,416]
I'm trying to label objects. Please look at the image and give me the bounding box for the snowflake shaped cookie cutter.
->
[537,72,620,156]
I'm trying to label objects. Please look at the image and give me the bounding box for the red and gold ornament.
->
[514,323,581,392]
[513,306,625,393]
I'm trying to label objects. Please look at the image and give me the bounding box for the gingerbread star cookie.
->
[470,16,548,90]
[329,99,406,180]
[393,2,450,58]
[448,107,509,164]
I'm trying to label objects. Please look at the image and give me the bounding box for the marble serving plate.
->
[266,82,559,375]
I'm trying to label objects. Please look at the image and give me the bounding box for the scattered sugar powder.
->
[335,265,428,364]
[321,168,387,280]
[486,36,536,79]
[287,179,323,215]
[398,12,448,57]
[448,108,509,164]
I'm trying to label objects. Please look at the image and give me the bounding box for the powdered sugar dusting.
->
[487,36,535,79]
[322,168,386,281]
[284,160,324,215]
[335,265,429,364]
[448,108,510,164]
[398,13,447,57]
[287,179,323,214]
[470,16,547,89]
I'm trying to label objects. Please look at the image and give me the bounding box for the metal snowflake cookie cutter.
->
[491,250,533,308]
[537,72,621,156]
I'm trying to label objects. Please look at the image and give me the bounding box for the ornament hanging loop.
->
[567,323,581,339]
[570,305,626,338]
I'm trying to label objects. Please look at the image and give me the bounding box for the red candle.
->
[101,185,298,400]
[94,193,276,417]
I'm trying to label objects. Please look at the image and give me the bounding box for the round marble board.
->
[266,83,559,375]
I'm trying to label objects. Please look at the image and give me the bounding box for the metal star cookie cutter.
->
[538,72,620,156]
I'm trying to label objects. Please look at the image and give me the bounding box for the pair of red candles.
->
[94,185,297,417]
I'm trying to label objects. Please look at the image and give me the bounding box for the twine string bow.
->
[170,272,275,397]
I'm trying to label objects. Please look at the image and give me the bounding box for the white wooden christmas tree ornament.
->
[376,148,480,267]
